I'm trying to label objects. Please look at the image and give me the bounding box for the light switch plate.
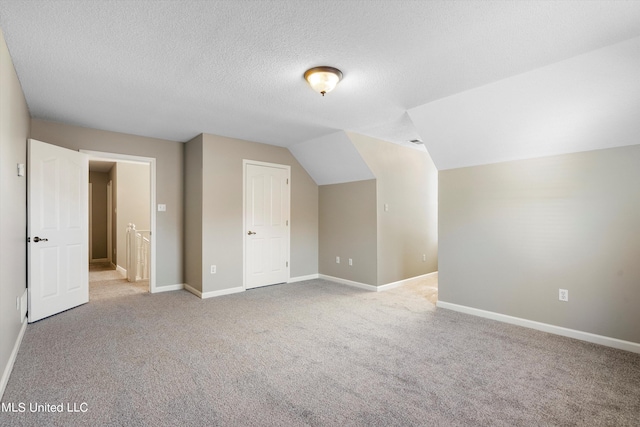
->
[157,204,167,212]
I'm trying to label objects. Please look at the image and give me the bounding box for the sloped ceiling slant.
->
[408,36,640,170]
[0,0,639,153]
[288,131,375,185]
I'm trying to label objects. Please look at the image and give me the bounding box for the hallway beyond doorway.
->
[89,262,148,301]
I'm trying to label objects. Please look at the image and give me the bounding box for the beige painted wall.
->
[30,119,184,288]
[349,133,438,285]
[0,29,30,395]
[319,180,378,285]
[184,135,203,292]
[439,145,640,343]
[184,133,318,294]
[89,171,109,260]
[115,163,150,272]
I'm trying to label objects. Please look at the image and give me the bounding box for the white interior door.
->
[28,139,89,322]
[245,161,290,289]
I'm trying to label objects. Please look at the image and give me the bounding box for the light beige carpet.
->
[89,263,148,301]
[403,272,438,304]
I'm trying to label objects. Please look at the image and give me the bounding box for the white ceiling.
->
[288,131,375,185]
[1,0,639,170]
[409,36,640,170]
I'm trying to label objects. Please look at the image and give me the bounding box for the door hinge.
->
[286,220,289,226]
[286,178,289,184]
[286,261,289,267]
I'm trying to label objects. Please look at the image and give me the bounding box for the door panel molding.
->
[28,139,89,322]
[243,160,291,289]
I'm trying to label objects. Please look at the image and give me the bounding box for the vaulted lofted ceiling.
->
[0,0,639,171]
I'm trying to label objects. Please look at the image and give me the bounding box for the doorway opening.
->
[84,150,157,300]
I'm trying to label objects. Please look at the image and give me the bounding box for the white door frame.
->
[89,182,93,262]
[81,150,157,293]
[242,159,291,289]
[107,180,113,264]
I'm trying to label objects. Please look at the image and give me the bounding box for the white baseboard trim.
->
[90,258,109,263]
[320,271,439,293]
[184,284,245,299]
[319,274,378,291]
[288,274,320,283]
[115,265,126,277]
[1,319,27,399]
[152,283,184,293]
[377,271,438,291]
[436,300,640,354]
[183,284,201,298]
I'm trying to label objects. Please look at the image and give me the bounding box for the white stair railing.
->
[126,223,150,282]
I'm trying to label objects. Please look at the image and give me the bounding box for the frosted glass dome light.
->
[304,66,343,96]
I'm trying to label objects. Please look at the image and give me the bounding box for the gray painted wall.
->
[350,133,439,285]
[319,180,378,285]
[439,145,640,344]
[115,163,150,272]
[184,133,318,294]
[30,119,184,289]
[89,171,109,260]
[0,29,30,395]
[184,135,203,292]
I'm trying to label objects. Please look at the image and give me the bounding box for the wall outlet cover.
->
[559,289,569,302]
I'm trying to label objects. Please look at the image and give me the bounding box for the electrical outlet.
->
[422,254,426,262]
[210,265,216,274]
[348,258,353,266]
[559,289,568,302]
[336,256,340,264]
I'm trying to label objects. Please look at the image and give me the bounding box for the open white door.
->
[244,161,290,289]
[28,139,89,323]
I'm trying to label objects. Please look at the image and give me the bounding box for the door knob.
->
[33,236,49,242]
[247,231,257,235]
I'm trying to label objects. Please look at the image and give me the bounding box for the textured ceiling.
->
[1,0,640,167]
[409,36,640,170]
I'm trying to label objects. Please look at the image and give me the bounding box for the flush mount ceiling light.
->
[304,66,343,96]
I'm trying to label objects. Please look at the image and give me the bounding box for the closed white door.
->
[244,161,290,289]
[28,139,89,322]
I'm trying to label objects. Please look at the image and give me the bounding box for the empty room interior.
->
[1,1,639,425]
